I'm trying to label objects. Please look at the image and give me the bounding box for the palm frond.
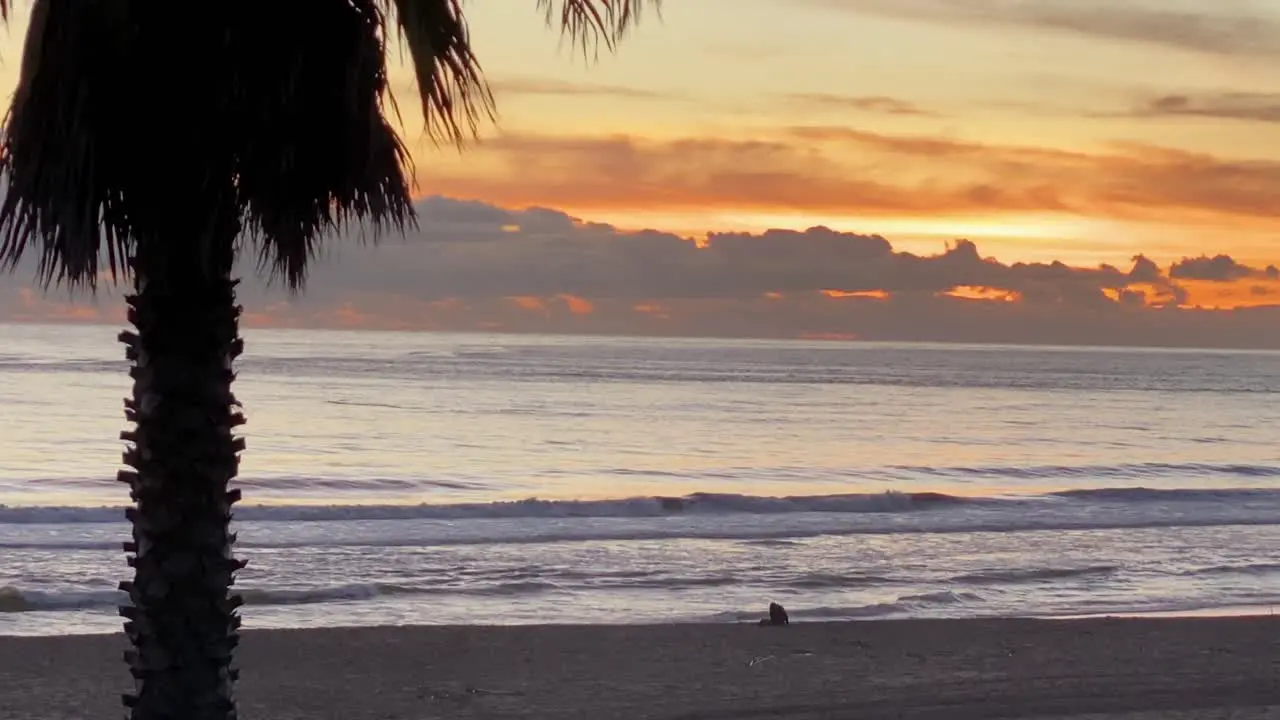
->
[234,0,415,289]
[385,0,495,145]
[537,0,659,57]
[0,0,418,292]
[0,0,657,293]
[0,0,132,288]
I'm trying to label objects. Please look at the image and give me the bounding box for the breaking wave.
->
[0,581,567,614]
[951,565,1120,584]
[3,483,1279,526]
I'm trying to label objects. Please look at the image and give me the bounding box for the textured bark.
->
[118,246,246,720]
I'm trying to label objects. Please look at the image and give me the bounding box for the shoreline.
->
[6,601,1277,639]
[5,616,1280,719]
[1051,603,1280,620]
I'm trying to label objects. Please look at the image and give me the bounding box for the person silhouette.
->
[758,602,789,626]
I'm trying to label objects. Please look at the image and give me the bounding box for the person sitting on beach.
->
[759,602,789,626]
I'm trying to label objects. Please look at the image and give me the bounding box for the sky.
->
[4,0,1280,346]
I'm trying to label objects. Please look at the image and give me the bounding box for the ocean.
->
[2,322,1279,636]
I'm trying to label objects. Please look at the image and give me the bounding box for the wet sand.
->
[2,617,1279,719]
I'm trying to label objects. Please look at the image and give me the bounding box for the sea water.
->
[2,323,1279,635]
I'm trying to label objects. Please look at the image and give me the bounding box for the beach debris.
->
[758,601,790,626]
[424,685,524,703]
[465,686,523,697]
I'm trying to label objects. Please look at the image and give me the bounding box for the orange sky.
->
[404,0,1280,314]
[387,1,1280,268]
[1,1,1280,342]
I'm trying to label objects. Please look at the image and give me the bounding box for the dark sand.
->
[2,617,1279,719]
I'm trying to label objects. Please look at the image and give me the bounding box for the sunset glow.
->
[943,286,1022,303]
[1,1,1279,345]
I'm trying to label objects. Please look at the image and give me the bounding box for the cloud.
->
[421,128,1280,226]
[787,93,941,117]
[6,196,1280,348]
[807,0,1280,57]
[4,287,120,324]
[1169,254,1280,282]
[1129,93,1280,124]
[490,77,682,102]
[1127,255,1164,283]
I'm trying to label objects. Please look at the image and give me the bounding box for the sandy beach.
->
[2,617,1278,719]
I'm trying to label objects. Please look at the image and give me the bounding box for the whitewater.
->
[2,324,1279,635]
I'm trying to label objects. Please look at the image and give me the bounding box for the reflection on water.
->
[1,325,1279,634]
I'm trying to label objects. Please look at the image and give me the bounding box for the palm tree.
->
[0,2,655,718]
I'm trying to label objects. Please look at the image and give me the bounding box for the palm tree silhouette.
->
[0,2,655,718]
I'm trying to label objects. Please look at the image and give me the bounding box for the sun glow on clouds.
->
[712,213,1115,244]
[559,295,594,316]
[506,294,595,316]
[385,0,1280,275]
[6,194,1280,347]
[508,296,546,312]
[943,286,1022,303]
[2,1,1280,348]
[607,212,1117,262]
[1174,279,1280,310]
[823,290,890,300]
[419,124,1280,272]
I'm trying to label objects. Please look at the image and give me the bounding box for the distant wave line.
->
[9,460,1278,496]
[3,486,1280,525]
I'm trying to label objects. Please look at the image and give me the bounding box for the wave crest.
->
[0,580,569,614]
[951,565,1119,585]
[0,490,971,524]
[1,484,1278,525]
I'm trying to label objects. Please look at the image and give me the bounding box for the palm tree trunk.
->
[117,243,246,720]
